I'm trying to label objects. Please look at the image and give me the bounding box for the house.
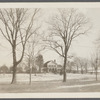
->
[43,60,62,73]
[57,64,63,72]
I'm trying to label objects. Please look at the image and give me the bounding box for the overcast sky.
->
[0,7,100,66]
[43,8,100,64]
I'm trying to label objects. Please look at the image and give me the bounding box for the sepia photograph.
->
[0,2,100,98]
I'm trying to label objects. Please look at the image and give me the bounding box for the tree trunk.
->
[63,47,67,82]
[96,71,97,81]
[81,65,83,74]
[29,67,32,84]
[92,65,93,74]
[29,57,32,85]
[77,66,79,73]
[96,68,98,81]
[11,45,17,84]
[85,66,87,73]
[11,64,17,84]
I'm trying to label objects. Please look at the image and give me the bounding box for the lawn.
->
[0,73,100,92]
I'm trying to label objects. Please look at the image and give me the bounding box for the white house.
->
[46,60,62,72]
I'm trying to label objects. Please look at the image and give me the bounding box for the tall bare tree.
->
[91,52,100,81]
[0,8,40,84]
[73,57,80,73]
[45,8,90,82]
[25,32,45,84]
[77,57,88,74]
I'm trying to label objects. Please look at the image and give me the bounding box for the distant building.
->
[57,64,63,72]
[47,60,57,72]
[43,60,62,73]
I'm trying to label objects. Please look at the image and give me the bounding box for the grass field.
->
[0,73,100,92]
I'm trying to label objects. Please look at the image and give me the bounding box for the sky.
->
[43,8,100,64]
[0,8,100,66]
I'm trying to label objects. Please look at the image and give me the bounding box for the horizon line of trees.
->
[0,54,44,74]
[1,56,100,75]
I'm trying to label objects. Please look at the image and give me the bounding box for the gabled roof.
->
[43,61,51,68]
[48,60,57,65]
[44,60,58,67]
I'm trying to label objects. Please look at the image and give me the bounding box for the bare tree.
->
[25,32,45,84]
[45,8,90,82]
[0,8,40,84]
[73,57,80,73]
[25,36,37,84]
[84,59,88,73]
[91,52,100,81]
[78,58,88,74]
